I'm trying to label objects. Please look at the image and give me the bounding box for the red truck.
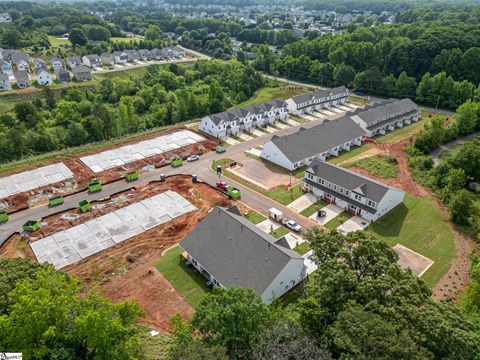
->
[216,180,229,191]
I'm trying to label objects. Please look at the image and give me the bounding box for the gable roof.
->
[180,206,302,295]
[72,65,90,74]
[84,54,100,61]
[34,68,50,77]
[289,86,348,105]
[13,70,29,81]
[54,68,69,77]
[306,160,395,203]
[352,98,418,129]
[270,117,365,163]
[66,56,81,63]
[0,72,9,81]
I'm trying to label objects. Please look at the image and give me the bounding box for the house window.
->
[354,194,362,201]
[368,200,376,207]
[320,179,325,185]
[307,173,314,180]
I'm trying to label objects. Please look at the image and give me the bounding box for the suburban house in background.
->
[33,58,47,70]
[13,70,30,88]
[0,61,12,75]
[172,46,186,58]
[350,98,419,137]
[13,53,30,72]
[285,86,349,115]
[50,57,65,70]
[66,56,82,69]
[151,48,164,60]
[100,52,115,66]
[72,66,92,81]
[54,68,71,83]
[200,99,288,138]
[113,51,128,64]
[0,73,11,90]
[82,54,102,68]
[180,206,306,304]
[139,49,152,61]
[34,68,54,85]
[304,160,405,222]
[124,50,140,62]
[261,117,365,171]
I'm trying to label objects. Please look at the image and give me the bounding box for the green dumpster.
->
[171,158,183,167]
[79,200,92,213]
[227,187,241,199]
[48,195,64,207]
[0,211,8,223]
[88,180,102,193]
[126,171,139,182]
[23,220,41,232]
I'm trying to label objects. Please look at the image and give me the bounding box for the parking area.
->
[276,122,290,129]
[225,137,240,145]
[256,218,281,233]
[250,128,265,137]
[246,148,262,157]
[337,215,369,234]
[298,113,319,122]
[287,193,317,213]
[238,133,252,141]
[287,118,300,126]
[393,243,434,277]
[309,203,343,225]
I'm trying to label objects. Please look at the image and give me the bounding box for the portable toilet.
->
[159,174,166,181]
[0,211,8,223]
[192,174,198,183]
[48,195,64,207]
[125,171,139,182]
[269,208,283,222]
[88,179,102,193]
[79,200,92,213]
[23,220,41,232]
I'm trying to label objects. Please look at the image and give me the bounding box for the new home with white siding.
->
[285,86,349,115]
[260,117,365,171]
[180,206,306,304]
[304,160,405,222]
[199,99,288,138]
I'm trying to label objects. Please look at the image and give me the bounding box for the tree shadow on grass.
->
[369,203,409,238]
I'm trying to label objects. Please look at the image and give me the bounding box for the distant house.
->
[54,68,71,83]
[285,86,349,115]
[13,70,30,88]
[150,48,164,60]
[112,51,128,64]
[304,160,405,222]
[50,57,65,70]
[0,61,12,75]
[0,13,12,23]
[0,73,11,90]
[82,54,102,68]
[65,56,82,69]
[171,46,185,58]
[34,68,54,86]
[72,65,92,81]
[138,49,152,61]
[180,206,306,304]
[11,52,29,67]
[33,58,47,70]
[124,50,140,62]
[100,52,114,66]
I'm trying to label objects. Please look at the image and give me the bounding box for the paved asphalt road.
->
[0,108,348,245]
[430,131,480,166]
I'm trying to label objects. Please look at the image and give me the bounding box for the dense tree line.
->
[0,60,264,163]
[170,230,480,359]
[0,258,144,359]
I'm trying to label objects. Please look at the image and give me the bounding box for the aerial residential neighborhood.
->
[0,0,479,359]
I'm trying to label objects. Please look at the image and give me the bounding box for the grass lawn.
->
[155,246,209,307]
[325,212,352,230]
[110,37,138,44]
[328,144,373,165]
[293,241,311,255]
[139,330,172,360]
[348,95,368,106]
[212,159,304,206]
[366,194,456,287]
[48,35,70,47]
[344,155,398,178]
[234,86,308,108]
[300,200,327,218]
[376,118,432,145]
[270,226,290,239]
[244,210,267,225]
[230,134,245,142]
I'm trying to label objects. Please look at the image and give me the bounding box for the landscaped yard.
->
[325,212,352,230]
[366,194,456,287]
[344,155,398,178]
[234,86,309,108]
[300,200,327,218]
[327,144,373,165]
[293,241,311,255]
[377,117,432,144]
[270,226,290,239]
[244,210,267,225]
[155,246,209,307]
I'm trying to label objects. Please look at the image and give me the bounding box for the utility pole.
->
[435,95,441,109]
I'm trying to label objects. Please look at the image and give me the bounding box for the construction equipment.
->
[216,181,241,199]
[79,200,92,213]
[88,179,102,193]
[23,220,41,232]
[216,180,229,191]
[171,157,183,167]
[125,171,139,182]
[0,211,8,223]
[48,195,64,207]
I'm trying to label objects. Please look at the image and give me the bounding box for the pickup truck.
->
[282,219,302,232]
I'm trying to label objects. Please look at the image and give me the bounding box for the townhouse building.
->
[285,86,349,115]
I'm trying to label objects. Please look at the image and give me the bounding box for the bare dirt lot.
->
[0,175,231,332]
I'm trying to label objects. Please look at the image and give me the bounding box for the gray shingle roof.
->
[13,70,28,81]
[180,206,302,295]
[270,117,365,163]
[0,72,9,81]
[72,65,90,75]
[306,160,393,203]
[290,86,348,105]
[353,98,418,129]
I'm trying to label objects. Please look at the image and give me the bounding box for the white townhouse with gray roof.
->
[180,206,306,304]
[304,160,405,222]
[82,54,102,68]
[261,117,365,171]
[350,98,419,137]
[285,86,349,115]
[200,99,288,138]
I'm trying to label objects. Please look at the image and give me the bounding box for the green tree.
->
[145,25,161,42]
[69,27,88,47]
[333,63,356,87]
[395,71,417,98]
[448,189,475,225]
[456,100,478,136]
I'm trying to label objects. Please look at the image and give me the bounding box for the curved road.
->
[430,132,480,166]
[0,109,347,246]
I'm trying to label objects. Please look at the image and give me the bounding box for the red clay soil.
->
[0,176,232,332]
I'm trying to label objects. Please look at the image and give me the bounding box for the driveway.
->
[303,250,318,275]
[250,129,265,137]
[298,114,318,122]
[287,119,300,126]
[337,216,369,234]
[284,232,305,249]
[225,137,240,145]
[287,193,317,213]
[238,133,252,141]
[276,122,290,129]
[246,148,262,157]
[309,204,343,225]
[256,219,280,233]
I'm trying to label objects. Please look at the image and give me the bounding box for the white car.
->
[283,219,302,232]
[186,155,200,162]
